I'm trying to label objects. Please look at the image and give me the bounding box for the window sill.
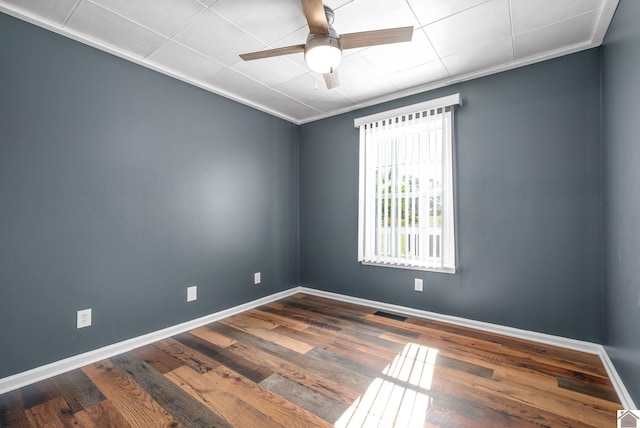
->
[360,261,456,274]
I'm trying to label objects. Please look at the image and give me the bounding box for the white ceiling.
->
[0,0,619,124]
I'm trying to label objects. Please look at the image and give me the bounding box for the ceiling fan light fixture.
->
[239,2,414,89]
[304,35,342,74]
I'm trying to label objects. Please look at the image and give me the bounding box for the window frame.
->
[354,94,461,274]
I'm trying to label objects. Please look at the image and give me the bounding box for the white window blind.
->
[355,94,460,272]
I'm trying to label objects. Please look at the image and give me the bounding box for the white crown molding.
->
[1,285,635,410]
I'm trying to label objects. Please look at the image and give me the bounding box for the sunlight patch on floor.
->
[335,343,438,427]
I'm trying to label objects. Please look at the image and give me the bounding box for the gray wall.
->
[4,2,637,403]
[0,13,299,378]
[602,0,640,405]
[300,50,602,342]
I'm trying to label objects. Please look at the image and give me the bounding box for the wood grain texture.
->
[340,26,414,50]
[111,353,230,427]
[199,364,331,428]
[166,366,278,428]
[239,44,305,61]
[131,344,184,375]
[82,359,182,427]
[260,373,347,423]
[301,0,328,35]
[172,332,272,383]
[72,400,132,428]
[24,396,71,428]
[53,368,106,413]
[0,293,622,427]
[0,390,31,427]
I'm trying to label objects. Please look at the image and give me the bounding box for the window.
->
[355,94,460,273]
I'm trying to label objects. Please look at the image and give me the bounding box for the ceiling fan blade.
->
[323,70,340,89]
[340,26,414,50]
[239,44,306,61]
[301,0,329,35]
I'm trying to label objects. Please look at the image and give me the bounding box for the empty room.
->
[0,0,638,426]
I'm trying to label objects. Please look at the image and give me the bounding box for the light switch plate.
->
[254,272,261,284]
[414,278,423,292]
[187,285,197,302]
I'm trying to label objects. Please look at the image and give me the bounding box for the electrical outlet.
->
[77,309,92,329]
[187,285,197,302]
[414,279,423,292]
[254,272,261,285]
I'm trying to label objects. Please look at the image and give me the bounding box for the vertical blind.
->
[355,94,459,271]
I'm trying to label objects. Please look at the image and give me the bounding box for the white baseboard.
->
[0,288,299,395]
[598,348,638,410]
[297,286,637,410]
[1,285,636,410]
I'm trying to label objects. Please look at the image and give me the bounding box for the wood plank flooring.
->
[0,293,623,427]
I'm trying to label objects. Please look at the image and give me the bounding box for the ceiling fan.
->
[239,0,413,89]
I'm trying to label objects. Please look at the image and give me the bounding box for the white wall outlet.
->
[254,272,261,285]
[187,285,197,302]
[77,309,92,329]
[414,278,424,292]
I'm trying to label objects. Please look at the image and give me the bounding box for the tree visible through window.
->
[355,95,459,272]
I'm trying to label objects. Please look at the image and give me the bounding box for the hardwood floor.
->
[0,293,622,427]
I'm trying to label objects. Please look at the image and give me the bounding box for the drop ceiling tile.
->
[90,0,206,37]
[204,66,274,99]
[269,70,320,94]
[273,72,355,112]
[263,91,321,121]
[299,90,356,113]
[337,54,385,86]
[64,0,167,58]
[332,0,419,35]
[390,61,450,91]
[408,0,490,27]
[324,0,353,11]
[361,29,439,75]
[271,20,307,45]
[0,0,78,26]
[282,53,312,76]
[231,56,308,87]
[211,0,307,45]
[147,40,224,81]
[276,101,322,122]
[204,67,319,120]
[270,25,307,53]
[267,26,315,71]
[441,37,513,76]
[337,76,398,104]
[514,10,600,60]
[306,95,356,113]
[173,8,265,66]
[511,0,604,35]
[424,0,511,58]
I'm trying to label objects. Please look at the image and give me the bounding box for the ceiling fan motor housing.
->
[305,26,342,51]
[304,5,341,54]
